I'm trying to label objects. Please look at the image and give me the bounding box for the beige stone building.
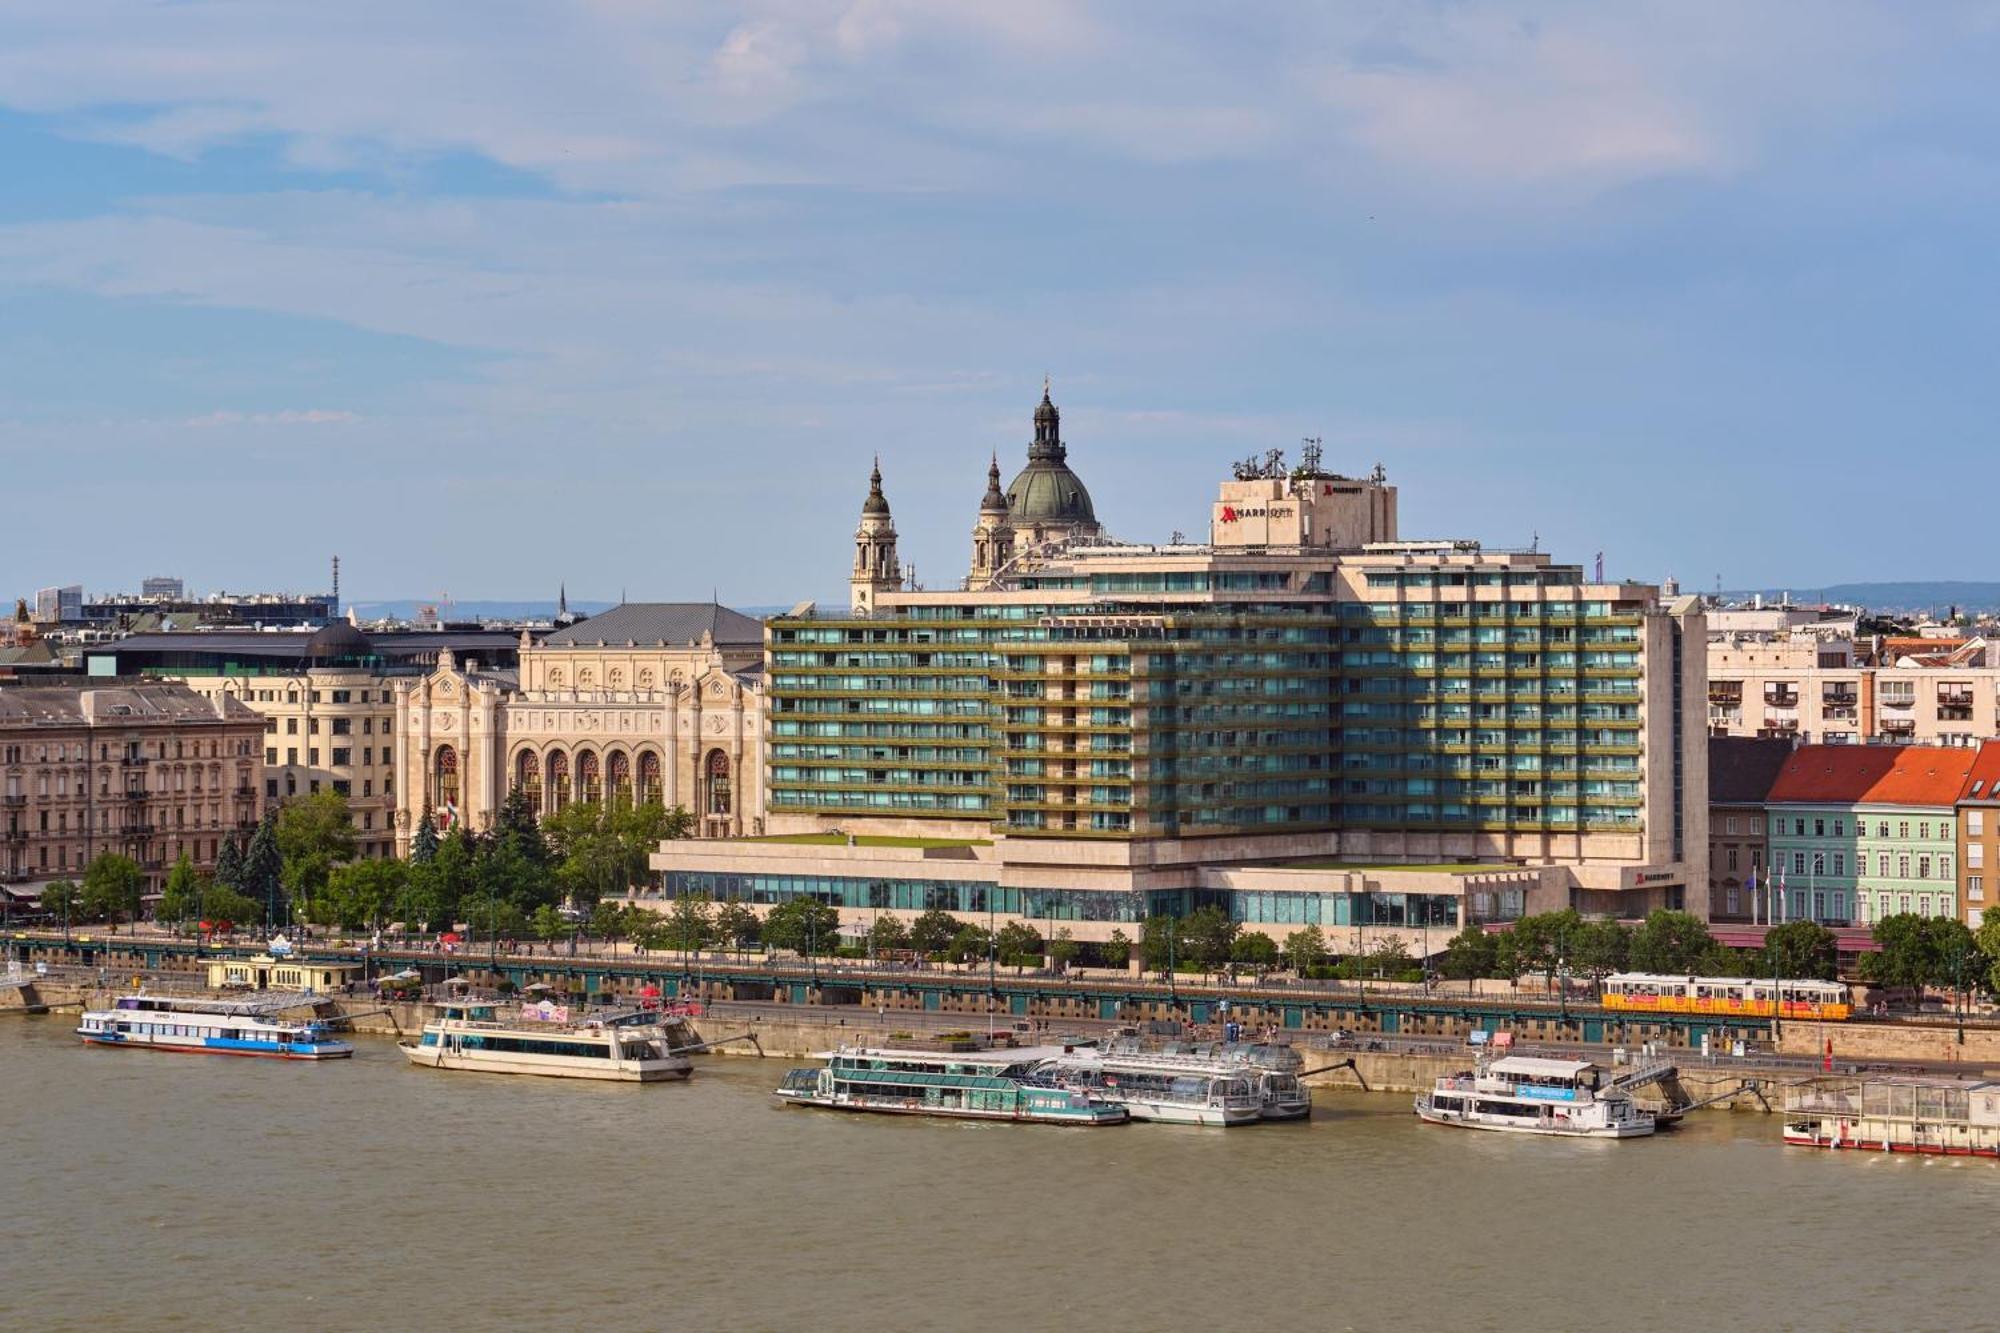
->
[1708,632,2000,748]
[0,681,264,903]
[393,603,766,848]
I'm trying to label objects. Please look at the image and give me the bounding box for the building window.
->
[1832,818,1844,837]
[1832,853,1845,876]
[331,748,351,766]
[1752,817,1764,834]
[1899,855,1910,879]
[1919,856,1931,880]
[1726,815,1739,834]
[1899,821,1909,839]
[435,745,460,815]
[1970,810,1985,837]
[1878,821,1888,838]
[265,747,277,765]
[286,718,298,734]
[1879,853,1890,877]
[1811,852,1825,876]
[1972,843,1986,868]
[1793,852,1806,875]
[1814,818,1824,837]
[1726,848,1739,872]
[1970,876,1985,902]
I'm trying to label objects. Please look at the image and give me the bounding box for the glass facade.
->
[768,560,1650,841]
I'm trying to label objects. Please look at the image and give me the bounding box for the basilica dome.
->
[1004,388,1098,527]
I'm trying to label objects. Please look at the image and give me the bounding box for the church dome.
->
[1005,461,1097,525]
[302,621,373,664]
[1005,385,1096,526]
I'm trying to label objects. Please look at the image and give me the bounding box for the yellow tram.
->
[1601,972,1851,1021]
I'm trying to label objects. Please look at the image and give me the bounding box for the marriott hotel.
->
[651,390,1708,951]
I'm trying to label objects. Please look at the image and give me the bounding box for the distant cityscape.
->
[6,387,2000,957]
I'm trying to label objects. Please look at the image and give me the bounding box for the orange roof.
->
[1884,636,1966,657]
[1959,740,2000,803]
[1766,744,1978,808]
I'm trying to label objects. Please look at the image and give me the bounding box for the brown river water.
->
[2,1017,1995,1332]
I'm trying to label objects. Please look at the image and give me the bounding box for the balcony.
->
[1939,689,1975,707]
[1822,706,1856,721]
[3,827,26,843]
[120,753,151,767]
[235,785,257,800]
[1763,690,1799,708]
[1881,717,1916,734]
[2,793,25,807]
[123,822,154,837]
[123,788,149,802]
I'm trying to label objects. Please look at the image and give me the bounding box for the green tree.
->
[531,903,571,948]
[1496,910,1580,987]
[1865,914,1940,991]
[1366,934,1412,978]
[1762,920,1840,981]
[763,897,840,958]
[1100,928,1132,969]
[426,825,480,927]
[212,836,244,891]
[947,922,994,965]
[713,898,759,957]
[410,808,440,864]
[275,790,357,922]
[242,811,285,926]
[1571,920,1633,995]
[395,872,444,934]
[1178,905,1239,977]
[590,898,632,954]
[907,908,961,957]
[544,798,694,908]
[627,907,669,954]
[1283,925,1328,975]
[40,878,81,925]
[157,853,203,928]
[198,883,264,934]
[867,914,909,957]
[81,853,145,928]
[666,893,713,955]
[322,858,407,933]
[1976,911,2000,993]
[1628,909,1714,974]
[1231,931,1279,969]
[1049,927,1080,972]
[995,921,1044,971]
[1139,915,1180,974]
[494,785,552,868]
[1438,924,1497,987]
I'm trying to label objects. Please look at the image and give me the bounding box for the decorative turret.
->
[970,452,1016,586]
[1004,379,1100,548]
[852,456,901,614]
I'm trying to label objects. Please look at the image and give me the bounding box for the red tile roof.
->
[1958,739,2000,803]
[1766,744,1978,808]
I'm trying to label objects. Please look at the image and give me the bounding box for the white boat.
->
[1414,1055,1656,1139]
[402,1000,695,1082]
[1039,1048,1263,1126]
[78,992,353,1060]
[1224,1042,1313,1121]
[776,1045,1128,1125]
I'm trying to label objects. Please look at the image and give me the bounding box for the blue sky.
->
[3,3,1998,605]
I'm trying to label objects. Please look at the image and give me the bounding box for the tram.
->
[1601,972,1851,1021]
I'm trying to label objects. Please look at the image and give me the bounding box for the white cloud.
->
[184,409,358,427]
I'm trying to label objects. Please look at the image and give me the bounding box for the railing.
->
[2,793,25,807]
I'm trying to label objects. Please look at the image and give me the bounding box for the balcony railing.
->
[1881,717,1916,733]
[1763,691,1799,707]
[1940,690,1975,706]
[1,793,25,807]
[123,788,148,802]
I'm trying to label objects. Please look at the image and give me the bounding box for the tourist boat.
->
[1414,1056,1656,1139]
[77,993,353,1060]
[402,1000,696,1082]
[1227,1042,1313,1121]
[1038,1048,1263,1126]
[775,1045,1128,1125]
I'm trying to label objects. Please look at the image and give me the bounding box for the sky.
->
[3,2,1999,607]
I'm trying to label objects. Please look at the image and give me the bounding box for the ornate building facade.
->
[393,603,766,850]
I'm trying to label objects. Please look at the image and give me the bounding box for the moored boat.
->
[1784,1075,2000,1156]
[402,1000,695,1082]
[1039,1048,1263,1126]
[1414,1056,1655,1139]
[77,992,353,1060]
[775,1045,1127,1125]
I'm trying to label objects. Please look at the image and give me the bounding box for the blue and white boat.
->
[78,993,354,1060]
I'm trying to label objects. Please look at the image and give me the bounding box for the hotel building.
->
[650,389,1709,951]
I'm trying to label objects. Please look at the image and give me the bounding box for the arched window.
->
[578,750,602,804]
[638,751,662,805]
[514,750,541,801]
[547,750,571,810]
[434,746,460,822]
[705,749,732,817]
[607,751,631,805]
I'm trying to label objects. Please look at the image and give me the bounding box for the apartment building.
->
[1709,632,2000,746]
[1956,741,2000,928]
[1707,735,1793,922]
[1765,744,1975,926]
[0,682,264,901]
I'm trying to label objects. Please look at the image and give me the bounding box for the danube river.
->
[3,1019,1994,1332]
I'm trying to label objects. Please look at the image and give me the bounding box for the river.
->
[1,1018,1994,1331]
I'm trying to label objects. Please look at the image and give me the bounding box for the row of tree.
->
[36,788,694,936]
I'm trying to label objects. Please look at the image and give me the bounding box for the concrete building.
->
[33,585,82,626]
[1707,735,1794,922]
[1708,630,2000,747]
[393,602,767,849]
[651,388,1709,951]
[1765,745,1976,927]
[0,681,264,903]
[106,625,529,861]
[1955,741,2000,928]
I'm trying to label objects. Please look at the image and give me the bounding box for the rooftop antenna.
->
[331,555,340,612]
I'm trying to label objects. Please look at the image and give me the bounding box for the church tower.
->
[969,453,1014,587]
[851,457,901,614]
[1001,381,1100,550]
